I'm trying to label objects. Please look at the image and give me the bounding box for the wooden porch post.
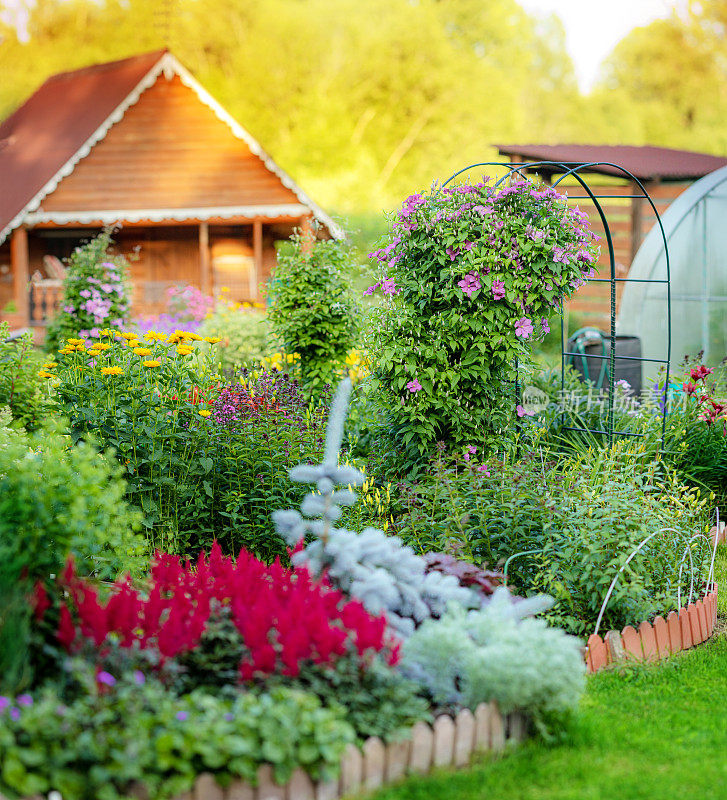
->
[199,222,211,295]
[10,226,29,327]
[252,219,262,299]
[300,215,314,254]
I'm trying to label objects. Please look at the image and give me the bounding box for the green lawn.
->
[363,547,727,800]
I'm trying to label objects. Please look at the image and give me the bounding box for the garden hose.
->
[566,327,608,390]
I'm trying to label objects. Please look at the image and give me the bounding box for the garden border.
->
[585,583,719,673]
[164,703,526,800]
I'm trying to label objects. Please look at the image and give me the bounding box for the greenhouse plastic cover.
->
[618,165,727,377]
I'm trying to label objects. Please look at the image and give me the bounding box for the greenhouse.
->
[618,165,727,373]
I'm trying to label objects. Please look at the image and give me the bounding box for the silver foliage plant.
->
[400,590,586,714]
[273,379,484,637]
[274,379,585,715]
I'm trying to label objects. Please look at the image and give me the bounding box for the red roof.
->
[0,50,166,239]
[495,144,727,181]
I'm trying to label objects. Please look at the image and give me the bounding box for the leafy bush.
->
[268,231,359,396]
[0,675,354,800]
[0,416,145,585]
[0,413,145,694]
[52,329,326,559]
[401,591,585,717]
[395,444,711,635]
[366,178,598,469]
[199,295,270,372]
[45,229,131,351]
[0,323,53,430]
[51,543,399,684]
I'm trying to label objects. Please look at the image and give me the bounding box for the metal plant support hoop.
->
[440,161,672,447]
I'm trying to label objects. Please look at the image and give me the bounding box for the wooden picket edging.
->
[173,704,525,800]
[585,583,719,673]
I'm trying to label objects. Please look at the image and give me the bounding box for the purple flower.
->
[101,261,116,269]
[516,404,535,418]
[463,240,475,251]
[457,272,481,299]
[381,277,399,296]
[100,283,115,292]
[477,465,491,475]
[63,305,75,314]
[97,671,116,687]
[79,289,92,298]
[224,712,235,721]
[16,694,33,707]
[541,318,550,335]
[133,670,146,685]
[176,711,189,721]
[9,708,20,721]
[514,317,533,339]
[0,697,9,712]
[406,378,423,393]
[363,282,380,296]
[552,246,569,264]
[464,445,476,462]
[491,280,506,300]
[446,245,459,261]
[472,205,493,215]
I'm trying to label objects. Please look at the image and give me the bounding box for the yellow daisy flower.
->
[93,343,111,351]
[198,409,211,417]
[143,331,167,342]
[204,337,221,344]
[120,332,137,340]
[59,347,74,355]
[67,338,84,345]
[143,360,161,368]
[187,332,203,342]
[133,347,153,356]
[42,362,58,369]
[101,366,124,376]
[75,344,87,351]
[37,370,53,378]
[176,345,193,355]
[99,328,115,337]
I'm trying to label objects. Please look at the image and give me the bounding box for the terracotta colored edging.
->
[167,704,525,800]
[586,583,719,673]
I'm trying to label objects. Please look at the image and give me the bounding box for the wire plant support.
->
[440,161,672,448]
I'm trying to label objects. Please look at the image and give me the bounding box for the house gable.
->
[39,73,301,213]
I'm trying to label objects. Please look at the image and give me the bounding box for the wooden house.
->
[496,144,727,325]
[0,50,342,334]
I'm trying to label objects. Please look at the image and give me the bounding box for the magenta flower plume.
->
[514,317,533,339]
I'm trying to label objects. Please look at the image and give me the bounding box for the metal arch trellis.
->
[439,160,673,447]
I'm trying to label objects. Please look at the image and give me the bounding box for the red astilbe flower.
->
[55,543,398,681]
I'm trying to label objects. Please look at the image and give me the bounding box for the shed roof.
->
[0,50,342,243]
[495,144,727,182]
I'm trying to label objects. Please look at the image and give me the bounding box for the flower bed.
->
[586,584,719,672]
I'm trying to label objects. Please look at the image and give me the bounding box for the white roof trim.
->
[1,52,344,245]
[25,204,311,226]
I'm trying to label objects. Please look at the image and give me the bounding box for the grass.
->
[362,546,727,800]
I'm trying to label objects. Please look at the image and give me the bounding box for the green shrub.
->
[0,323,52,430]
[0,413,145,693]
[0,675,354,800]
[366,179,598,471]
[45,229,132,352]
[199,300,270,373]
[395,444,711,635]
[268,231,359,396]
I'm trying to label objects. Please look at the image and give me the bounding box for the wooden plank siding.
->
[40,74,300,212]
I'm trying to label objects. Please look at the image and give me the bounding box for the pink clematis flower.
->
[406,378,423,393]
[514,317,534,338]
[491,280,506,300]
[458,272,481,298]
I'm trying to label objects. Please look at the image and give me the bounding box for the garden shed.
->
[0,49,342,334]
[496,144,727,325]
[618,164,727,370]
